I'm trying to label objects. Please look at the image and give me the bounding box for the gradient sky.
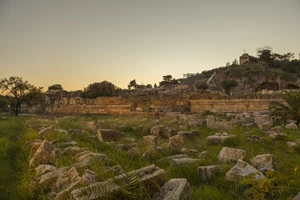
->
[0,0,300,91]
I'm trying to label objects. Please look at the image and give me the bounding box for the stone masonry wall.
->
[190,99,284,113]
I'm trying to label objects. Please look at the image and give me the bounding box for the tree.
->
[0,95,9,112]
[81,81,120,98]
[48,84,63,90]
[128,79,137,89]
[146,84,152,88]
[154,83,157,88]
[194,80,208,92]
[269,91,300,123]
[0,76,43,116]
[221,80,238,95]
[163,75,172,82]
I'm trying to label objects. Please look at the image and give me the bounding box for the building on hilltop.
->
[239,53,258,65]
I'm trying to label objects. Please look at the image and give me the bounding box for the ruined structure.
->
[239,53,258,65]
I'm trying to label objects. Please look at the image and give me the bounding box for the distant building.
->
[239,53,258,65]
[183,73,197,78]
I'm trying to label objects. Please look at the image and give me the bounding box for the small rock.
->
[269,132,287,140]
[121,137,136,143]
[153,178,190,200]
[286,123,298,130]
[218,147,246,163]
[143,135,157,147]
[142,146,164,159]
[197,165,221,180]
[180,148,199,156]
[251,154,274,170]
[287,141,298,147]
[81,169,97,184]
[127,147,141,158]
[258,123,272,131]
[271,126,282,132]
[163,127,178,137]
[150,125,166,137]
[35,164,57,176]
[115,143,137,152]
[171,158,199,166]
[54,167,80,191]
[225,159,264,182]
[178,131,194,140]
[247,135,264,143]
[168,135,185,149]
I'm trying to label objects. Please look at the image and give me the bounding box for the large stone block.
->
[218,147,246,163]
[29,140,57,168]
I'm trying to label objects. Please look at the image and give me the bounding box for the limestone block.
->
[151,125,166,136]
[143,135,157,147]
[251,154,274,170]
[197,165,221,180]
[286,123,298,130]
[35,164,57,176]
[168,135,185,149]
[29,140,57,168]
[218,147,246,163]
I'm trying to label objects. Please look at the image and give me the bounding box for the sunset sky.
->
[0,0,299,91]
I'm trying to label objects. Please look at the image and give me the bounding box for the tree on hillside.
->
[154,83,157,88]
[163,75,172,82]
[48,84,63,90]
[128,79,137,89]
[221,80,238,95]
[81,81,120,98]
[0,76,43,116]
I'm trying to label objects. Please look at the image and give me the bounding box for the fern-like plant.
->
[269,91,300,123]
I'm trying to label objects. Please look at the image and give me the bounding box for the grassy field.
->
[0,114,300,199]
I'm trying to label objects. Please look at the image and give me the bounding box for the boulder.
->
[97,129,124,142]
[142,146,164,159]
[218,147,246,163]
[54,167,80,191]
[207,134,235,145]
[247,135,264,143]
[225,159,264,182]
[168,135,185,150]
[29,140,57,168]
[143,135,157,147]
[153,178,191,200]
[151,125,166,137]
[251,154,274,170]
[197,165,221,180]
[81,169,97,184]
[286,123,298,130]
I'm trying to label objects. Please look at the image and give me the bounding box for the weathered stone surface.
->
[171,158,199,166]
[207,135,235,145]
[258,123,272,131]
[142,146,164,159]
[157,154,189,163]
[168,135,185,149]
[107,165,125,176]
[115,143,137,152]
[271,126,282,132]
[97,129,124,142]
[81,169,97,184]
[153,178,191,200]
[286,123,298,130]
[77,153,108,163]
[121,137,136,143]
[151,125,166,136]
[287,141,298,147]
[251,154,274,170]
[269,132,287,140]
[163,127,178,137]
[60,146,89,156]
[218,147,246,163]
[247,135,264,143]
[181,148,199,156]
[71,164,166,200]
[35,164,57,176]
[46,192,57,200]
[29,140,57,168]
[293,192,300,200]
[197,165,221,180]
[143,135,157,147]
[231,113,253,125]
[225,159,264,182]
[87,121,98,133]
[206,115,233,130]
[38,124,56,139]
[199,151,209,158]
[254,114,273,126]
[178,131,194,140]
[54,167,80,191]
[29,141,43,158]
[127,147,141,157]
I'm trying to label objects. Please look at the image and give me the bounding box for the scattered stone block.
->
[181,148,199,156]
[287,141,298,147]
[206,115,233,130]
[97,129,124,142]
[29,140,57,168]
[115,143,137,152]
[271,126,282,132]
[286,123,298,130]
[225,159,264,182]
[142,146,164,159]
[127,147,141,158]
[121,137,136,143]
[35,164,57,176]
[171,158,199,166]
[178,131,194,140]
[54,167,80,191]
[258,123,272,131]
[197,165,221,180]
[151,125,166,136]
[269,132,287,140]
[207,134,235,145]
[143,135,157,147]
[157,154,189,163]
[247,135,264,143]
[218,147,246,163]
[168,135,184,149]
[163,127,178,137]
[251,154,274,170]
[153,178,191,200]
[87,121,98,133]
[81,169,97,184]
[38,124,56,139]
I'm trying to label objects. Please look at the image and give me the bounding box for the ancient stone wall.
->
[190,99,283,113]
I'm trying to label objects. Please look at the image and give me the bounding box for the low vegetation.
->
[0,112,300,199]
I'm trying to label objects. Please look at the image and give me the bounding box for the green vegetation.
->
[0,114,300,199]
[81,81,120,98]
[0,76,44,116]
[270,90,300,123]
[48,84,63,90]
[221,80,238,95]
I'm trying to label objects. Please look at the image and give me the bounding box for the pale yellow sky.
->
[0,0,300,91]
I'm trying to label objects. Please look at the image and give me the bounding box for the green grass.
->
[1,114,300,199]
